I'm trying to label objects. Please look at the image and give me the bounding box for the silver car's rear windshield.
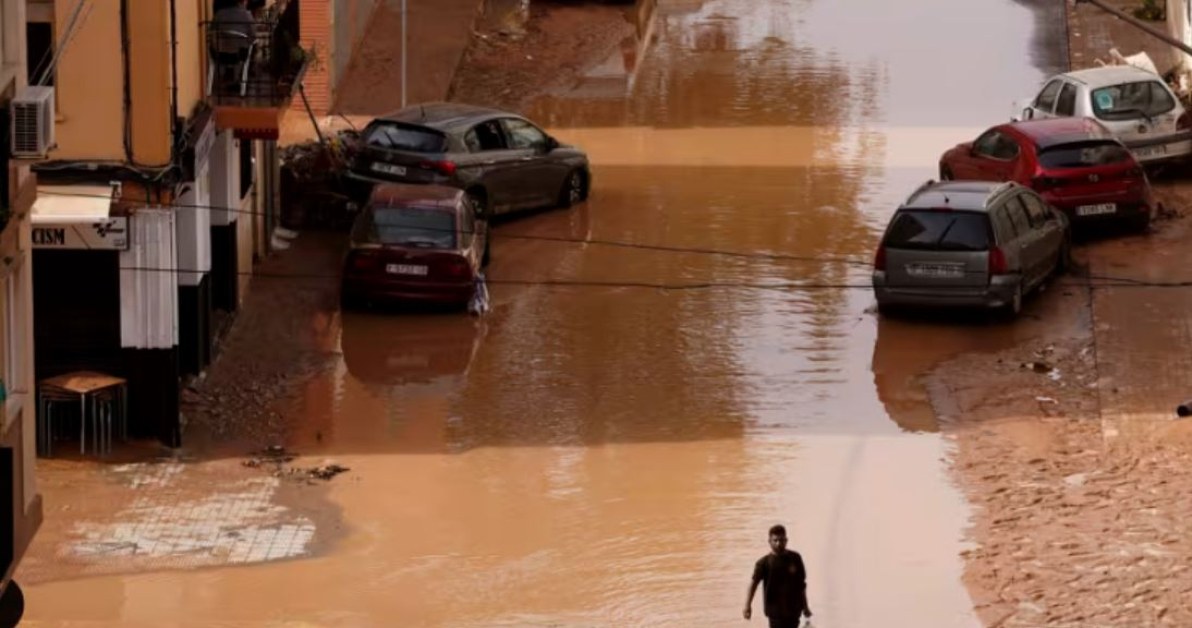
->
[1090,80,1175,121]
[356,206,457,249]
[1038,140,1133,169]
[884,210,991,252]
[364,122,448,152]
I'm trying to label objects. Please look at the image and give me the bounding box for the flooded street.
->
[21,0,1076,625]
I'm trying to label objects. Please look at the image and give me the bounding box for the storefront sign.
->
[32,217,130,250]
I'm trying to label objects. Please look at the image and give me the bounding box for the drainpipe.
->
[1074,0,1192,57]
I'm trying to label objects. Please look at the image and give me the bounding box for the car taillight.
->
[1178,112,1192,131]
[420,160,458,176]
[441,256,472,279]
[348,251,378,272]
[988,247,1008,276]
[873,245,887,271]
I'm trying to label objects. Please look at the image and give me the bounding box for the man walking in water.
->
[744,524,812,627]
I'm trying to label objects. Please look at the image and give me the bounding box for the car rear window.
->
[1090,80,1175,121]
[1038,140,1134,168]
[364,122,448,152]
[883,210,991,251]
[358,207,457,249]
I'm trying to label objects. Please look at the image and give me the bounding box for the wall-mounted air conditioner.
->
[10,86,56,159]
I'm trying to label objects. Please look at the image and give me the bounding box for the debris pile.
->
[279,130,361,231]
[242,446,351,484]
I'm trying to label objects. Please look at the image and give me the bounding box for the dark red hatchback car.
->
[341,183,490,309]
[938,117,1156,230]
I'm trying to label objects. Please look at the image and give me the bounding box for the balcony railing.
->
[202,2,307,108]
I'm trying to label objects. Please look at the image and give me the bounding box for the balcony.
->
[203,0,308,140]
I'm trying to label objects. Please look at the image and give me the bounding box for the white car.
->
[1012,65,1192,165]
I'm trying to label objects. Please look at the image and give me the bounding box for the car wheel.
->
[1056,237,1072,274]
[0,581,25,628]
[559,169,587,208]
[340,290,364,312]
[1132,211,1152,233]
[939,166,954,181]
[999,284,1023,321]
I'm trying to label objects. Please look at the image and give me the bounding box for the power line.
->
[34,188,874,268]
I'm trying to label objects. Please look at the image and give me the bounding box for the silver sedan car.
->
[872,180,1070,318]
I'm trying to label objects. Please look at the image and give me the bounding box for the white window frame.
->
[2,258,29,428]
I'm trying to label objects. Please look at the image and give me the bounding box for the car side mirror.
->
[545,136,559,152]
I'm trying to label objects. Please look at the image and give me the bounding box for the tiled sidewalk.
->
[1066,0,1179,73]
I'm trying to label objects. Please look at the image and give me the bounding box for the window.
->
[2,260,28,421]
[364,122,447,152]
[1034,80,1063,112]
[974,131,1018,160]
[883,210,992,251]
[1018,194,1051,227]
[1091,80,1176,120]
[501,118,547,150]
[1055,83,1077,116]
[465,121,507,152]
[1005,200,1032,236]
[990,207,1018,244]
[1038,140,1133,168]
[239,139,253,199]
[26,22,54,86]
[362,206,457,249]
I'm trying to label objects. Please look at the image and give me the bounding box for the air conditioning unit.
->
[10,86,56,159]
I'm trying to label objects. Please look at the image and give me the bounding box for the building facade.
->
[1,0,42,622]
[25,0,305,446]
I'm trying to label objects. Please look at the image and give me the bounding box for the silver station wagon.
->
[872,181,1071,318]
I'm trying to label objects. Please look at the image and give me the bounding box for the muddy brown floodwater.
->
[21,0,1077,626]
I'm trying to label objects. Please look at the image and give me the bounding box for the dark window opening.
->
[465,121,507,152]
[1038,140,1133,169]
[1055,83,1077,116]
[1,447,14,578]
[355,207,457,249]
[884,210,992,251]
[1,107,10,226]
[239,139,253,199]
[363,122,447,152]
[1091,81,1176,120]
[26,22,54,87]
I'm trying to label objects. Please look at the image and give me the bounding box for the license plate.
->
[386,263,427,275]
[1134,145,1167,159]
[906,263,964,279]
[372,162,407,176]
[1076,203,1116,216]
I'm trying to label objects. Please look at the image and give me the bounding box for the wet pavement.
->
[21,0,1077,625]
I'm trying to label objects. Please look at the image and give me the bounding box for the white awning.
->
[31,185,115,224]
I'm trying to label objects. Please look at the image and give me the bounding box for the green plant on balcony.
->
[1134,0,1165,20]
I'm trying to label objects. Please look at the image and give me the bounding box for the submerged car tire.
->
[998,284,1024,321]
[559,169,588,208]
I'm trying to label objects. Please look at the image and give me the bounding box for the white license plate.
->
[1134,145,1167,159]
[386,263,427,275]
[1076,203,1116,216]
[906,263,964,279]
[372,162,407,176]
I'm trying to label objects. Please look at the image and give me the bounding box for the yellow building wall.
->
[51,0,125,161]
[127,0,172,166]
[175,0,204,121]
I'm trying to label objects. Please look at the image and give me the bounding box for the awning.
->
[31,185,115,224]
[30,185,129,251]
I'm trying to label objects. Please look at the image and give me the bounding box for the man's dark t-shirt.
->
[752,550,807,618]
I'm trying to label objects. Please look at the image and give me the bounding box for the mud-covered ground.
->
[448,2,636,111]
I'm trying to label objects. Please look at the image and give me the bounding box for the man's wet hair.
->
[769,524,786,537]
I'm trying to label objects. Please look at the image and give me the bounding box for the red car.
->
[341,183,490,309]
[938,117,1156,230]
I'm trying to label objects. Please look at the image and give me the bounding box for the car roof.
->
[367,183,465,209]
[1006,117,1115,149]
[375,102,508,131]
[1061,65,1162,87]
[902,181,1015,212]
